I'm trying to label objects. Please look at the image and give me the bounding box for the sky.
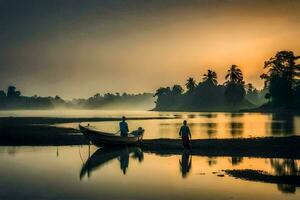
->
[1,0,300,99]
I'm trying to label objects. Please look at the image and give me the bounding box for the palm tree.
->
[172,85,183,95]
[203,70,218,85]
[225,65,244,85]
[224,65,245,106]
[245,83,257,94]
[185,77,196,92]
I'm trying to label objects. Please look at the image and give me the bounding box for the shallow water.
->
[1,110,299,139]
[0,146,299,200]
[38,110,300,139]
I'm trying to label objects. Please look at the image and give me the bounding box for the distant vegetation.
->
[153,66,267,111]
[0,87,154,110]
[153,50,300,112]
[1,50,299,112]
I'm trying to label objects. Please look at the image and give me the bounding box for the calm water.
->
[1,110,299,199]
[1,110,299,139]
[0,146,299,200]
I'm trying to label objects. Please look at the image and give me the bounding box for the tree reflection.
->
[179,150,192,178]
[270,113,295,136]
[202,123,217,138]
[199,113,217,118]
[227,113,244,137]
[207,156,217,166]
[270,159,300,193]
[228,122,244,137]
[229,157,243,166]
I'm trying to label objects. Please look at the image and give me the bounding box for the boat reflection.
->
[80,147,143,179]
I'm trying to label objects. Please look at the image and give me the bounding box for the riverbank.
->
[1,122,300,159]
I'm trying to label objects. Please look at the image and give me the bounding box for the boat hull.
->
[79,125,143,147]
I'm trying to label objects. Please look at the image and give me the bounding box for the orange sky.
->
[1,0,300,99]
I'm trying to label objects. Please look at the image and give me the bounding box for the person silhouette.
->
[179,120,192,149]
[119,116,129,137]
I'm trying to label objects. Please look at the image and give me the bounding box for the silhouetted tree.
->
[185,77,196,92]
[203,69,218,85]
[0,90,6,98]
[172,85,184,95]
[154,87,172,109]
[154,87,171,97]
[246,83,256,93]
[225,65,244,84]
[224,65,245,105]
[261,51,300,107]
[7,86,21,98]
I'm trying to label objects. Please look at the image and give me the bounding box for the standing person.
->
[119,116,129,137]
[179,120,192,149]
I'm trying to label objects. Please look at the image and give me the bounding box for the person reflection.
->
[119,147,129,175]
[119,147,144,175]
[179,150,192,178]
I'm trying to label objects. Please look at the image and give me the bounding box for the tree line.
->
[0,87,153,110]
[154,50,300,111]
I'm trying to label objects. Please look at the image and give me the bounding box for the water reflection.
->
[226,113,244,137]
[271,113,295,136]
[80,147,143,179]
[270,159,300,193]
[58,111,300,139]
[227,113,244,118]
[207,157,218,166]
[226,158,300,194]
[228,122,244,137]
[198,113,217,118]
[179,150,192,178]
[201,122,217,138]
[1,146,300,199]
[229,157,243,166]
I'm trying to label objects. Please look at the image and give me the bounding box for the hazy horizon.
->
[1,0,300,99]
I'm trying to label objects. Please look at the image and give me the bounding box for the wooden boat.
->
[78,124,144,147]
